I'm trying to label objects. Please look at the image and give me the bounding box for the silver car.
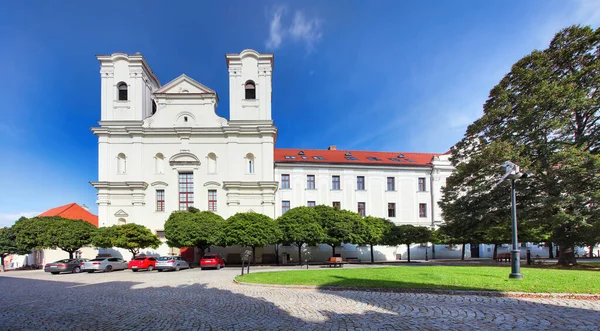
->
[82,257,128,273]
[155,256,190,272]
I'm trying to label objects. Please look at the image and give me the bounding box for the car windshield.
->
[134,257,147,260]
[54,259,72,263]
[203,255,217,259]
[158,257,175,261]
[90,258,105,261]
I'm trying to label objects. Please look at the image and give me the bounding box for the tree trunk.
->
[406,244,411,263]
[130,250,138,260]
[370,244,374,264]
[1,254,5,267]
[68,251,74,259]
[557,246,577,266]
[331,244,336,257]
[298,244,303,265]
[252,246,256,264]
[547,242,554,259]
[275,244,280,266]
[493,244,498,260]
[432,244,436,259]
[461,243,466,261]
[198,246,207,260]
[589,245,594,258]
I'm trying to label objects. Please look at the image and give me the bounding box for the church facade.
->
[91,49,459,262]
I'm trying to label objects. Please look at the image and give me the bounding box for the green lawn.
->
[236,266,600,294]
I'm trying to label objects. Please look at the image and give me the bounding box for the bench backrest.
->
[329,257,342,263]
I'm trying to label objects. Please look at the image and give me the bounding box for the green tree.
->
[164,209,224,259]
[224,212,281,263]
[93,224,161,259]
[0,227,30,268]
[12,217,52,250]
[357,216,394,264]
[277,206,325,264]
[314,205,363,257]
[385,225,432,262]
[440,25,600,265]
[46,218,97,259]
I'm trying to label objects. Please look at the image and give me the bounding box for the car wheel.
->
[132,269,138,272]
[147,265,154,271]
[175,265,180,272]
[51,272,60,275]
[105,265,113,273]
[158,269,163,272]
[216,264,221,270]
[72,267,81,274]
[200,267,204,270]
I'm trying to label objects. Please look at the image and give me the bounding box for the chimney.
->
[81,204,89,211]
[328,145,337,150]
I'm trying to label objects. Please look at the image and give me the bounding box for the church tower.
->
[226,49,273,122]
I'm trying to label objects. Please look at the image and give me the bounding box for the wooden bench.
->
[494,253,511,262]
[324,257,346,268]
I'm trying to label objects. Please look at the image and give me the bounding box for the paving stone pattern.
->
[1,267,599,330]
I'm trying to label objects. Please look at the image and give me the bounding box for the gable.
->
[154,74,216,95]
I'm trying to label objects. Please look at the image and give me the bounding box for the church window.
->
[246,153,255,174]
[117,82,128,101]
[179,173,194,211]
[152,100,157,114]
[184,116,188,122]
[156,190,165,212]
[245,81,256,99]
[118,218,126,225]
[117,153,127,174]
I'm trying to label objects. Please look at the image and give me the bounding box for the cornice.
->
[91,125,277,137]
[274,162,433,171]
[90,181,149,190]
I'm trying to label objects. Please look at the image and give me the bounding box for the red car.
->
[128,256,158,272]
[200,254,225,270]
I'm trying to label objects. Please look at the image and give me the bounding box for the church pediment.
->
[114,209,129,217]
[169,152,200,167]
[154,74,216,95]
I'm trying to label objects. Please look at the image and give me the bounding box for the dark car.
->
[44,259,89,274]
[200,254,225,270]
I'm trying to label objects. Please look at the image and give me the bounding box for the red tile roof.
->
[38,203,98,227]
[275,148,440,167]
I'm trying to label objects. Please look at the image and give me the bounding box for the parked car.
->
[44,258,90,274]
[155,256,190,272]
[82,257,128,273]
[128,256,158,272]
[200,254,225,270]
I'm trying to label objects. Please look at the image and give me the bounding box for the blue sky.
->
[1,1,599,226]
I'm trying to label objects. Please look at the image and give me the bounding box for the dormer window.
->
[245,81,256,100]
[117,82,128,101]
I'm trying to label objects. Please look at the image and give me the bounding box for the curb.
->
[233,279,600,300]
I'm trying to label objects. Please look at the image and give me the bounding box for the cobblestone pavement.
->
[1,266,599,330]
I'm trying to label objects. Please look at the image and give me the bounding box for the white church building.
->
[91,49,462,263]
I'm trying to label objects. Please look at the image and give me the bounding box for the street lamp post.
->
[495,161,533,280]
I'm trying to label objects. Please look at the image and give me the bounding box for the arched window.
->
[245,81,256,100]
[155,153,164,174]
[117,82,128,101]
[246,153,255,174]
[152,100,157,115]
[118,218,126,225]
[207,153,217,174]
[117,153,127,174]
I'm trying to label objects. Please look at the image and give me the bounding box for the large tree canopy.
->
[277,206,325,264]
[385,225,432,262]
[314,205,363,257]
[46,218,97,259]
[440,25,600,265]
[164,208,224,259]
[12,217,52,250]
[224,212,281,262]
[357,216,394,263]
[93,223,161,259]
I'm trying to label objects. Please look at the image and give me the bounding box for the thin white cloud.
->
[289,11,322,52]
[266,7,285,50]
[0,211,41,227]
[265,6,322,53]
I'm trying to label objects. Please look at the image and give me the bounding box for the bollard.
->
[526,249,531,265]
[241,259,244,276]
[425,249,428,261]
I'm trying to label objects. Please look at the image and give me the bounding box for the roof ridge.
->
[275,148,441,155]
